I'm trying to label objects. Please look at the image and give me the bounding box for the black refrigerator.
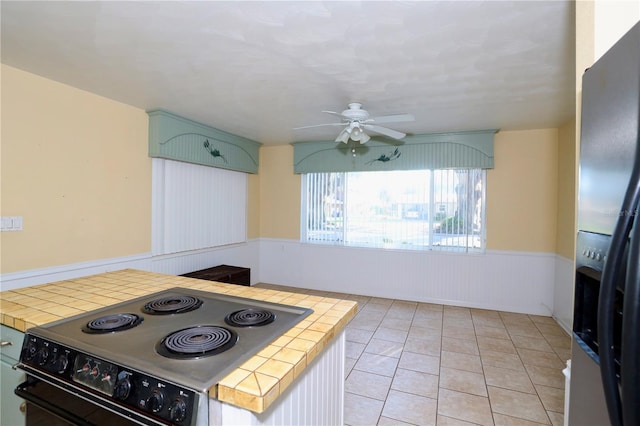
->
[569,21,640,426]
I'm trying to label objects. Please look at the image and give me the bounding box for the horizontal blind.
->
[153,159,247,255]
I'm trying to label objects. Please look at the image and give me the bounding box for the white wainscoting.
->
[0,241,260,291]
[2,238,566,318]
[553,254,575,333]
[0,253,153,291]
[259,238,557,316]
[149,242,260,278]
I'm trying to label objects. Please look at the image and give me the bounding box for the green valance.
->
[292,130,497,174]
[148,110,261,174]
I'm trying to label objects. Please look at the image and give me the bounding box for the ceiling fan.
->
[295,103,414,144]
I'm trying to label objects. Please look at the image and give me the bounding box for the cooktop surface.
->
[26,287,314,391]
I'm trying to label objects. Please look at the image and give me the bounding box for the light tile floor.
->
[255,283,571,426]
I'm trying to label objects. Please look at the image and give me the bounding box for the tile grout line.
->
[257,283,569,426]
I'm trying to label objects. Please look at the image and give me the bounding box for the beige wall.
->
[0,65,151,273]
[593,1,640,61]
[247,173,260,239]
[486,129,559,252]
[556,118,577,259]
[260,129,562,253]
[258,145,300,239]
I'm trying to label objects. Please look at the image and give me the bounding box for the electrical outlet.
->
[1,216,23,231]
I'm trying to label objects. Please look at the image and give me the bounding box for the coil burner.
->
[225,309,276,327]
[142,295,203,315]
[156,325,238,359]
[82,313,143,334]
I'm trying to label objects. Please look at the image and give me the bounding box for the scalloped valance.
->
[292,130,497,174]
[148,110,261,174]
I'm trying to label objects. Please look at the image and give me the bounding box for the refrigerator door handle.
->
[599,159,640,426]
[622,198,640,425]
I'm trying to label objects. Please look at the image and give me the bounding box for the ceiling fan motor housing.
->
[342,103,369,121]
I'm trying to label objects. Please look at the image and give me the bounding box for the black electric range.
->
[16,287,313,425]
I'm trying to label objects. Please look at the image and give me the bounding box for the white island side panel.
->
[210,329,346,425]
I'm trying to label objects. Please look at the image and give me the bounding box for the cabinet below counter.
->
[0,269,358,417]
[1,325,26,426]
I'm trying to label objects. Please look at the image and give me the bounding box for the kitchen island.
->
[0,269,357,425]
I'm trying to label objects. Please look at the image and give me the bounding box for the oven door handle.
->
[15,379,95,426]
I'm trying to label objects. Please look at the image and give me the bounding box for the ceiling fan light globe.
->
[336,129,350,144]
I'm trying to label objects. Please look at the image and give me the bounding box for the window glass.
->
[302,169,485,252]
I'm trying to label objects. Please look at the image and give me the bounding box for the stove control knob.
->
[168,398,187,423]
[146,390,164,413]
[52,354,69,374]
[24,342,38,361]
[36,347,49,366]
[114,378,132,400]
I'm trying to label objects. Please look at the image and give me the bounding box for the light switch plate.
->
[1,216,23,231]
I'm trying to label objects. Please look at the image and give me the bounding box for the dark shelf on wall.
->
[180,265,250,286]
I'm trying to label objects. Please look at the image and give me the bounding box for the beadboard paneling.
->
[553,254,575,333]
[258,238,556,315]
[210,330,345,425]
[2,238,562,318]
[0,242,259,290]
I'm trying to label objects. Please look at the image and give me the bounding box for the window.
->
[302,169,485,252]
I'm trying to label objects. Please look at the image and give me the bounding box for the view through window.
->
[302,169,486,251]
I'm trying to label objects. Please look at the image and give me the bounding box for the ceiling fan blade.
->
[322,110,350,120]
[369,113,415,124]
[293,122,347,130]
[363,124,406,140]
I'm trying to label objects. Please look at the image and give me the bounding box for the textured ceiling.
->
[1,1,575,146]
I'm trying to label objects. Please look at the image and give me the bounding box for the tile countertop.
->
[0,269,358,413]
